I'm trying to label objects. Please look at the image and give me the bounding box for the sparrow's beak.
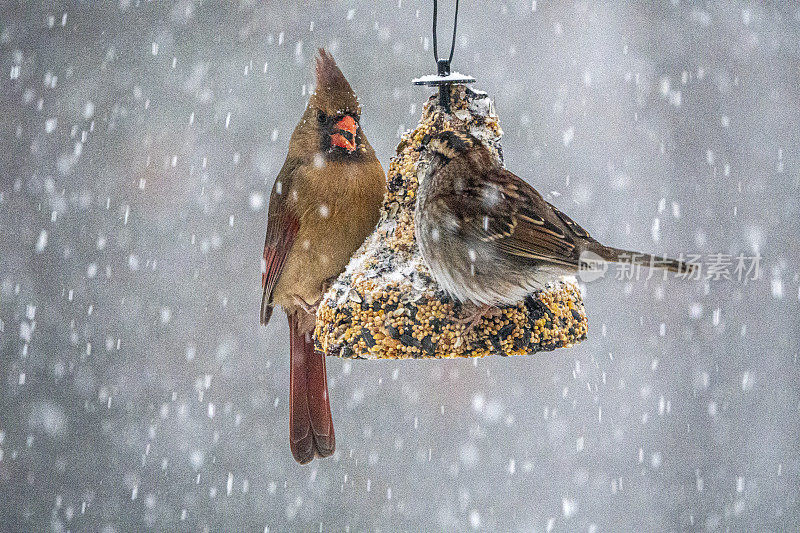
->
[330,115,357,152]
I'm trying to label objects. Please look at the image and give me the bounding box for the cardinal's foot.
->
[293,295,323,314]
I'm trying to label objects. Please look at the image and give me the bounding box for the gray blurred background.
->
[1,1,799,531]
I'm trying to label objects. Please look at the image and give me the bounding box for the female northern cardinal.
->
[260,49,385,464]
[415,130,694,308]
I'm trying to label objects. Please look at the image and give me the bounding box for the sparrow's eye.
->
[317,112,327,124]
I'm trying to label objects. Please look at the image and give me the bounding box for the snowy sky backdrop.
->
[1,1,799,531]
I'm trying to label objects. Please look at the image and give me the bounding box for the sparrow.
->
[260,49,386,464]
[415,130,694,310]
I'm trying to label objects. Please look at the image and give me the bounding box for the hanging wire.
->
[413,0,473,109]
[432,0,460,73]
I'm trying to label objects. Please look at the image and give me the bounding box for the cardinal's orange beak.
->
[331,115,357,152]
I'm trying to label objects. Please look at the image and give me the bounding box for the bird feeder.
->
[313,1,588,359]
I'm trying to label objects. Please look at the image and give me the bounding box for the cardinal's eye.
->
[317,112,327,124]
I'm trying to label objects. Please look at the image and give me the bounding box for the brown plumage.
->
[415,131,694,307]
[261,49,385,464]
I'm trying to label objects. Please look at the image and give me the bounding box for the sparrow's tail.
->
[288,312,335,464]
[590,244,696,274]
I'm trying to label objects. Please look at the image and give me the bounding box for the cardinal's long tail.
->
[590,244,696,274]
[288,312,335,464]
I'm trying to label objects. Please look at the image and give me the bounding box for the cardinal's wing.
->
[260,158,301,325]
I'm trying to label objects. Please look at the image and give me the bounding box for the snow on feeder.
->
[314,84,588,359]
